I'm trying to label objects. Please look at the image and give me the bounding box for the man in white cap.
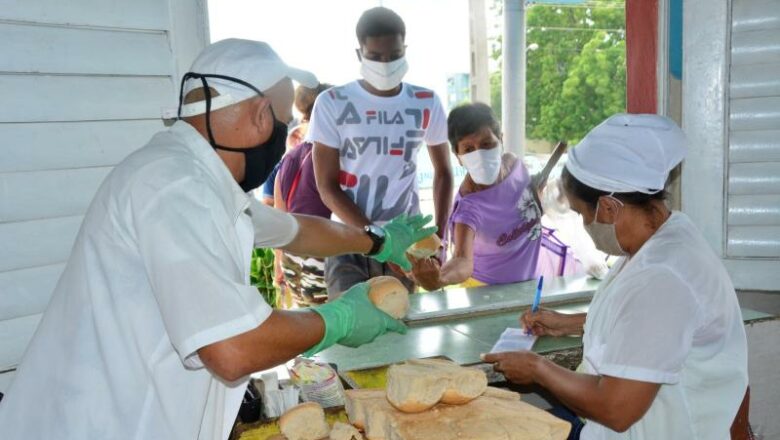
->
[483,114,748,439]
[0,39,434,440]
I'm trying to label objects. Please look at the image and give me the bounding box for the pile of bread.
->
[276,358,570,440]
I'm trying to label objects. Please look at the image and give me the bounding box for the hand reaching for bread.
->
[407,256,444,291]
[304,281,408,357]
[372,214,438,272]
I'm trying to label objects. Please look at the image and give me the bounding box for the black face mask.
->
[178,73,288,192]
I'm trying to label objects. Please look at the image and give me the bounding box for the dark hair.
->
[561,166,667,209]
[295,82,332,122]
[356,7,406,44]
[447,102,501,152]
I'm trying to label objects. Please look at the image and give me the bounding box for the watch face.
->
[368,224,385,238]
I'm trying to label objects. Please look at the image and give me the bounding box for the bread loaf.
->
[344,388,400,440]
[349,387,567,440]
[406,234,442,259]
[386,359,487,413]
[384,396,571,440]
[407,359,487,405]
[366,276,410,319]
[279,402,330,440]
[364,396,401,440]
[482,386,521,401]
[344,389,386,430]
[329,421,364,440]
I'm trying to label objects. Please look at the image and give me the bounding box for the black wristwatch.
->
[364,224,386,256]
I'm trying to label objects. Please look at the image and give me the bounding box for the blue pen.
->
[531,276,544,313]
[526,276,544,335]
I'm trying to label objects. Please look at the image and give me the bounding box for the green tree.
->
[541,33,626,142]
[490,0,626,144]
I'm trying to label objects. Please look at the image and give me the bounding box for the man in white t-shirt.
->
[0,39,435,440]
[309,7,453,297]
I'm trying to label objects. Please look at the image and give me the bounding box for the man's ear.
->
[355,47,362,61]
[252,97,271,122]
[251,97,274,139]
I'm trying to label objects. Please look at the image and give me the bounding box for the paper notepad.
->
[490,328,538,353]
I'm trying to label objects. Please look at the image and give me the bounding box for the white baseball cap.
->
[177,39,318,117]
[565,114,687,194]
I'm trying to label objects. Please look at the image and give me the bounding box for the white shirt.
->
[0,121,299,440]
[307,81,448,224]
[580,212,748,440]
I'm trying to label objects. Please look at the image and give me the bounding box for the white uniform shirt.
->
[0,121,299,440]
[580,212,748,440]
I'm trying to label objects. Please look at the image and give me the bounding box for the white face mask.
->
[460,144,502,185]
[583,196,627,256]
[360,56,409,91]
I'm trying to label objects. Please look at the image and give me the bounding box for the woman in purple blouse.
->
[412,102,563,290]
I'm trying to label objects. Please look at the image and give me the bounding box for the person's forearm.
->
[198,310,325,381]
[432,171,454,239]
[282,214,372,258]
[273,173,287,212]
[438,257,472,287]
[531,356,651,432]
[562,313,587,335]
[531,357,617,427]
[320,184,371,228]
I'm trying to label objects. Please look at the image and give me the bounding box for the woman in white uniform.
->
[483,114,748,440]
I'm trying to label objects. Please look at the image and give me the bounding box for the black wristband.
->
[364,224,385,256]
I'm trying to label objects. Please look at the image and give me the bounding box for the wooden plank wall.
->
[0,0,208,388]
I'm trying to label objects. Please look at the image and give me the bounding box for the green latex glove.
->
[373,214,438,271]
[304,282,407,357]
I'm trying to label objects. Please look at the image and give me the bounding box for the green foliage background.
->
[490,0,626,144]
[250,248,277,308]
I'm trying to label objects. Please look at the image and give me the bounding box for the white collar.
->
[170,120,251,222]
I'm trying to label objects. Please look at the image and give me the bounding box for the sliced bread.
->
[386,359,488,412]
[344,389,387,430]
[329,421,364,440]
[279,402,330,440]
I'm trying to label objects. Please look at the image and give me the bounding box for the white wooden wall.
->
[726,0,780,259]
[0,0,209,391]
[682,0,780,291]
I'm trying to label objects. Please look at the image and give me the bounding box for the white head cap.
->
[178,39,318,117]
[565,114,687,194]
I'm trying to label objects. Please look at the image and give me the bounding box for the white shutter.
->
[683,0,780,291]
[727,0,780,258]
[0,0,208,388]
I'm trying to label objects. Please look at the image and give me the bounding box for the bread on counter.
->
[279,402,330,440]
[341,358,563,440]
[344,389,388,430]
[386,359,487,412]
[482,386,522,401]
[391,396,570,440]
[345,391,569,440]
[329,421,364,440]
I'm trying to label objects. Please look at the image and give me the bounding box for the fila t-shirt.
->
[307,81,448,224]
